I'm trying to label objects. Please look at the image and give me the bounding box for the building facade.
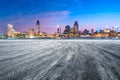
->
[73,21,79,34]
[7,24,15,37]
[29,28,35,38]
[36,20,40,36]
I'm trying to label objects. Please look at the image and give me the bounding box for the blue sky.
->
[0,0,120,34]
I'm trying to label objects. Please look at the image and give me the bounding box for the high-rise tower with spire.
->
[36,20,40,36]
[73,21,79,34]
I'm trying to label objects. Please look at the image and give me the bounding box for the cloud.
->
[39,10,71,19]
[0,10,71,34]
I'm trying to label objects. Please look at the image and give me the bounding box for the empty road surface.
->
[0,40,120,80]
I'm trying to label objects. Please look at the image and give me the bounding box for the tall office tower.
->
[115,26,119,33]
[73,21,79,34]
[57,25,61,34]
[29,28,35,38]
[36,20,40,36]
[7,24,14,37]
[57,25,60,34]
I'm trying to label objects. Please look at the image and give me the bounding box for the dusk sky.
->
[1,0,120,34]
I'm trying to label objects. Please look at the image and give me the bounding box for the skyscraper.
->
[57,25,60,34]
[115,26,119,33]
[57,25,61,34]
[7,24,14,37]
[64,25,71,34]
[7,24,20,38]
[73,21,79,34]
[36,20,40,36]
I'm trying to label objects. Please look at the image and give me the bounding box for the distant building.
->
[110,30,117,37]
[0,32,3,38]
[115,26,119,33]
[112,27,115,31]
[57,25,61,34]
[7,24,20,37]
[48,34,56,38]
[93,28,117,38]
[91,29,94,34]
[64,25,71,34]
[82,29,90,35]
[36,20,40,36]
[117,32,120,37]
[73,21,79,34]
[70,28,74,34]
[103,29,110,33]
[94,33,103,38]
[29,28,35,38]
[19,31,29,38]
[8,24,14,37]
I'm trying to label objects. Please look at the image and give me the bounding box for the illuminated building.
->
[36,20,40,36]
[57,25,61,34]
[110,30,117,37]
[19,31,29,38]
[69,28,75,37]
[48,34,56,38]
[101,33,109,38]
[115,26,119,33]
[7,24,20,37]
[29,28,35,38]
[73,21,79,34]
[103,29,110,33]
[8,24,14,37]
[20,31,29,35]
[70,28,74,33]
[103,29,110,38]
[13,31,20,38]
[94,33,103,38]
[94,29,113,38]
[102,33,110,38]
[35,32,48,38]
[117,32,120,37]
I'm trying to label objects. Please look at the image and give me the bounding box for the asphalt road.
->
[0,40,120,80]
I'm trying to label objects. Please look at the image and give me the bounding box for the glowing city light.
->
[57,25,60,28]
[29,36,34,38]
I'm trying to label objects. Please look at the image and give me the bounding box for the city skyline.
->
[1,0,120,34]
